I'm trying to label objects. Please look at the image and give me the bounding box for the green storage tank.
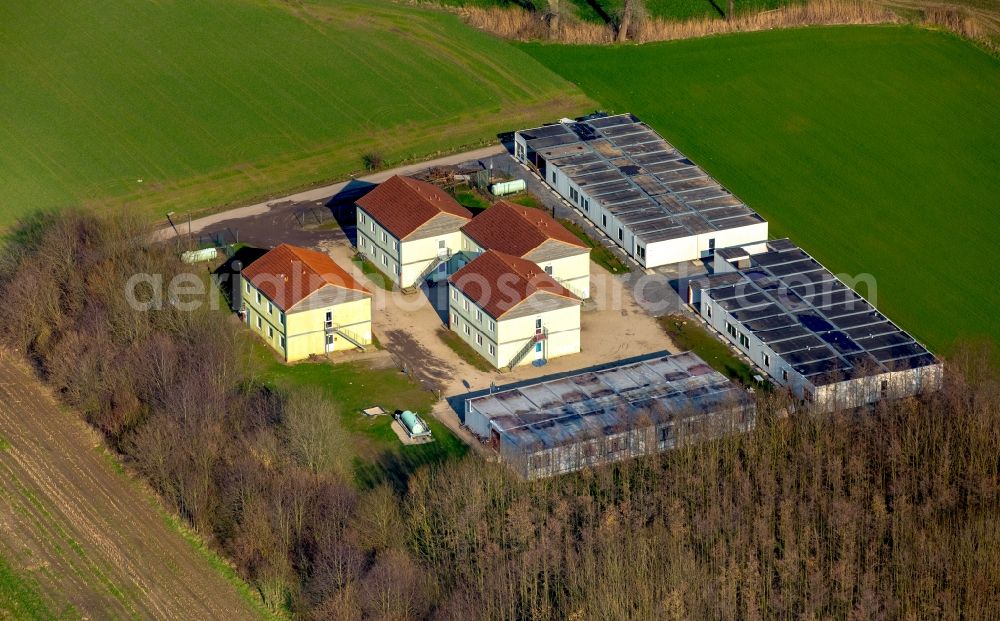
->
[400,410,429,436]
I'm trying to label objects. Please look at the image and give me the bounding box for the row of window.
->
[359,213,400,251]
[359,236,401,276]
[246,309,286,350]
[245,282,285,325]
[452,313,496,356]
[721,312,790,382]
[450,289,496,332]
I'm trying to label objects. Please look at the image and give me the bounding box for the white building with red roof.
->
[355,175,472,289]
[448,250,581,370]
[460,200,591,299]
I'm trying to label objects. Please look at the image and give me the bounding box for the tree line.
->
[1,211,997,619]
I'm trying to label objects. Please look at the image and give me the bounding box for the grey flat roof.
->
[692,239,938,386]
[467,352,750,451]
[516,114,765,245]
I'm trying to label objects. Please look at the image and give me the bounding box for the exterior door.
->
[534,341,543,361]
[325,311,335,352]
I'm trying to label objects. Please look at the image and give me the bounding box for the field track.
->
[0,353,261,620]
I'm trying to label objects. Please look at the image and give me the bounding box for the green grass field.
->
[0,0,591,228]
[523,26,1000,354]
[567,0,800,22]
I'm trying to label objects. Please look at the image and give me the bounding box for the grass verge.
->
[436,328,496,372]
[352,257,395,291]
[558,218,630,274]
[659,314,762,386]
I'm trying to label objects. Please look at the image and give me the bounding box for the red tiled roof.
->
[461,200,586,257]
[355,175,472,239]
[242,244,370,311]
[448,250,579,319]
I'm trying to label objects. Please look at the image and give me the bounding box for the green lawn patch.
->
[352,257,395,291]
[523,27,1000,354]
[0,554,57,621]
[0,0,592,228]
[506,192,543,209]
[252,343,467,487]
[659,315,762,386]
[436,328,495,372]
[451,184,492,213]
[0,436,9,452]
[558,218,630,274]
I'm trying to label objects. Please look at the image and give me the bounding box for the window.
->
[245,310,251,324]
[488,320,495,332]
[381,231,387,243]
[618,228,623,242]
[256,316,262,329]
[451,288,457,301]
[268,326,273,339]
[782,369,789,381]
[739,333,750,349]
[450,313,456,327]
[256,291,261,304]
[464,325,471,336]
[707,306,712,318]
[544,265,552,275]
[762,353,770,367]
[551,170,557,183]
[371,221,376,232]
[245,282,250,294]
[279,312,285,325]
[659,425,673,442]
[476,309,483,322]
[464,299,469,311]
[279,335,285,349]
[360,213,365,224]
[394,265,400,276]
[535,318,542,330]
[602,214,607,227]
[381,255,388,266]
[583,199,589,212]
[267,301,273,315]
[636,245,645,259]
[488,343,495,356]
[476,334,483,346]
[393,240,399,251]
[726,322,737,338]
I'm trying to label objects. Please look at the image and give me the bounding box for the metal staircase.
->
[553,276,587,300]
[325,321,369,352]
[506,328,547,371]
[407,250,452,291]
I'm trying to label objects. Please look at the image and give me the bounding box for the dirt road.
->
[154,144,506,241]
[0,353,263,620]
